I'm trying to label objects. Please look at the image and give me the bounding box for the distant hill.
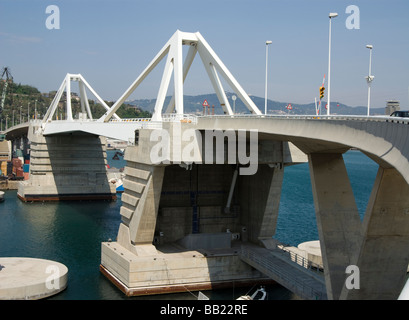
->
[126,92,386,116]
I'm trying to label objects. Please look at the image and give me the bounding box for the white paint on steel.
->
[100,30,262,123]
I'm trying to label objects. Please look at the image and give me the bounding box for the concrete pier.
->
[308,153,363,300]
[340,167,409,299]
[0,257,68,300]
[309,153,409,300]
[18,129,116,202]
[101,123,307,296]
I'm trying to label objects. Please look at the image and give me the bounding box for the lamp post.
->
[265,40,272,115]
[365,45,374,116]
[232,95,237,114]
[327,12,338,115]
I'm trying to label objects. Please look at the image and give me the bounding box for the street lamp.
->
[365,45,374,116]
[327,12,338,115]
[232,95,237,114]
[265,40,272,115]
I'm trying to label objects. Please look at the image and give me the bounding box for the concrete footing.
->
[0,258,68,300]
[100,241,273,296]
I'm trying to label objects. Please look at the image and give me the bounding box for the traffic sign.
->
[202,99,209,107]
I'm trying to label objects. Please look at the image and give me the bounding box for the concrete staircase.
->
[119,164,152,226]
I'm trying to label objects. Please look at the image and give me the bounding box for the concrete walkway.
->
[239,245,327,300]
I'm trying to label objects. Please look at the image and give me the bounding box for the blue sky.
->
[1,0,408,109]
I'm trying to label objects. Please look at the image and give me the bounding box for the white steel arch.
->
[100,30,262,122]
[42,73,120,123]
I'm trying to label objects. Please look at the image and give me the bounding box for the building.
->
[385,100,400,115]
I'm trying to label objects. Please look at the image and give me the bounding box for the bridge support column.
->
[308,153,362,300]
[240,164,284,243]
[100,126,294,296]
[116,161,165,256]
[341,167,409,299]
[310,153,409,300]
[17,131,116,202]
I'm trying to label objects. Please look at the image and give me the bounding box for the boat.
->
[0,191,4,202]
[108,172,124,193]
[108,177,124,193]
[236,286,267,300]
[197,286,267,300]
[115,179,124,193]
[107,170,125,193]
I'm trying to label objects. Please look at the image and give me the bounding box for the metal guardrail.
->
[240,245,325,300]
[161,113,198,124]
[276,243,323,272]
[109,118,152,122]
[197,113,409,124]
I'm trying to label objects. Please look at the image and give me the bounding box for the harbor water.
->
[0,150,378,300]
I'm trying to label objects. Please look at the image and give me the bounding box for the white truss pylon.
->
[100,30,262,122]
[42,73,120,123]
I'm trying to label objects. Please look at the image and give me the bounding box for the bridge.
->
[4,30,409,300]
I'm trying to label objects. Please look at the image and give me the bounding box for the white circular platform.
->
[298,240,321,257]
[298,240,323,268]
[0,257,68,300]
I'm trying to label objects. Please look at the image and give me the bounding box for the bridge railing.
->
[197,114,409,124]
[22,113,409,128]
[273,241,323,273]
[37,114,198,124]
[108,118,152,123]
[162,113,198,124]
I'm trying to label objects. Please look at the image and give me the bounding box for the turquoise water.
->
[0,150,379,300]
[275,150,379,246]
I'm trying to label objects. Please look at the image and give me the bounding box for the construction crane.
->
[1,67,13,114]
